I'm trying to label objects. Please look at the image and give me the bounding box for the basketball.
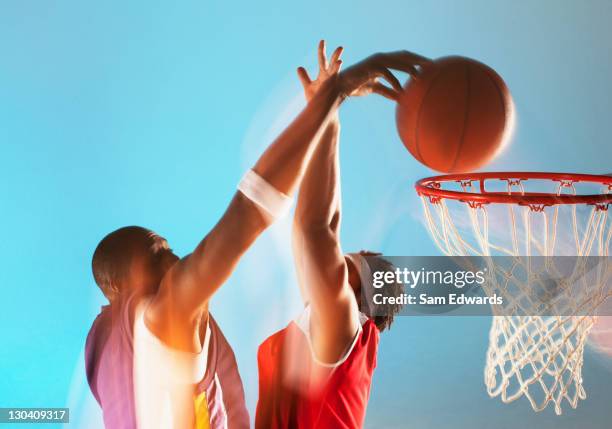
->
[396,56,513,173]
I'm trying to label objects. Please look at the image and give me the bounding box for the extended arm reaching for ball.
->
[292,43,429,363]
[147,41,427,353]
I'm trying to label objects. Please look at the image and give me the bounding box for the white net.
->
[419,175,611,415]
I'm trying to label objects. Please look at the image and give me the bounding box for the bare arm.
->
[147,66,343,351]
[292,45,431,362]
[291,45,356,362]
[147,42,429,352]
[292,117,357,363]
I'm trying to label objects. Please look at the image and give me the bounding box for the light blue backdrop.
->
[1,1,611,428]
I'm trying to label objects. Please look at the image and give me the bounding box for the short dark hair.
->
[365,255,404,332]
[91,226,156,302]
[348,252,405,332]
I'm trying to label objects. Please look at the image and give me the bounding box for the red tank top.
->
[255,316,379,429]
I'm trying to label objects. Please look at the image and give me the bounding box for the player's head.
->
[345,251,404,331]
[92,226,179,303]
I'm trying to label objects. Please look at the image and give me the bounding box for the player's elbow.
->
[294,220,334,244]
[293,223,340,265]
[293,211,334,237]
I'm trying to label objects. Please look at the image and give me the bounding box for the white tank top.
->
[132,298,210,428]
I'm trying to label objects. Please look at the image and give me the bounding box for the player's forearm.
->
[252,78,341,197]
[291,120,340,303]
[155,82,341,322]
[158,85,342,317]
[294,119,341,231]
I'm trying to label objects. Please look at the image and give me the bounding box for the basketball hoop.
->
[416,172,612,415]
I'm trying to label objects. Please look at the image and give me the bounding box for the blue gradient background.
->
[1,1,611,428]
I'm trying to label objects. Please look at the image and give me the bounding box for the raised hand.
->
[338,50,431,101]
[297,40,344,103]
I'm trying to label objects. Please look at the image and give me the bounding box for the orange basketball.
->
[396,56,513,173]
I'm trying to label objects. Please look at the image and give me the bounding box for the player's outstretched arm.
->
[291,43,357,363]
[292,45,430,362]
[292,116,357,364]
[145,42,345,351]
[147,42,428,351]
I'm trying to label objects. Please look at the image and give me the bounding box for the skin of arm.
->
[292,43,431,362]
[291,44,357,362]
[292,116,359,364]
[146,72,343,352]
[147,42,429,352]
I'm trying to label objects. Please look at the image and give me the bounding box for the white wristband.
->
[238,169,293,219]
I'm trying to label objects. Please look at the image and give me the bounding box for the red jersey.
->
[255,309,379,429]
